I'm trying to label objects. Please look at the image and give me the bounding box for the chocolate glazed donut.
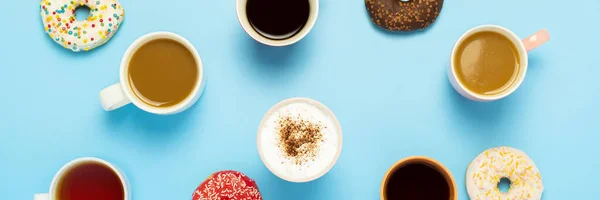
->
[366,0,444,32]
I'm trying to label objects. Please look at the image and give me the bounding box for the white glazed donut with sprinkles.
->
[40,0,124,52]
[466,146,544,200]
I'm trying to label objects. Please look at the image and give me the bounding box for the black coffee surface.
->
[246,0,310,40]
[385,163,450,200]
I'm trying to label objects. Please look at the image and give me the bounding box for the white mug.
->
[236,0,319,46]
[448,25,550,101]
[33,157,131,200]
[257,97,343,183]
[99,32,205,114]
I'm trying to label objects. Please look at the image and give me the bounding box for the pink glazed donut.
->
[40,0,125,52]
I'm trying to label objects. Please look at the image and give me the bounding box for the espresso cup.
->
[34,157,130,200]
[381,156,457,200]
[99,32,205,114]
[236,0,319,46]
[448,25,550,101]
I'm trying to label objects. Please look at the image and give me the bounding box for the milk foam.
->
[258,100,341,182]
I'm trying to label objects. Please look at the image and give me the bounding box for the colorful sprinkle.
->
[466,147,544,200]
[41,0,125,52]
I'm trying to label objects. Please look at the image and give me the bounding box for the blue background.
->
[1,0,599,199]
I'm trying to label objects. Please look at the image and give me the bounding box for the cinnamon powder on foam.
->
[276,115,325,165]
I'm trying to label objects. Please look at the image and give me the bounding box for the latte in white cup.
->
[257,98,342,182]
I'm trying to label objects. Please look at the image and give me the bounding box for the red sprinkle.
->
[53,12,56,15]
[100,19,103,22]
[48,24,51,28]
[92,24,95,28]
[108,18,112,21]
[68,42,71,45]
[42,6,45,9]
[91,38,94,41]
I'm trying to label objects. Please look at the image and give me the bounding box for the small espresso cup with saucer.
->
[34,157,130,200]
[448,25,550,101]
[99,31,205,114]
[236,0,318,46]
[381,156,457,200]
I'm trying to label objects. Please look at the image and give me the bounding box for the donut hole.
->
[75,6,91,21]
[497,177,511,193]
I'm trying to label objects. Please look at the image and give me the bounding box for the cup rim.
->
[119,31,204,115]
[450,24,528,101]
[49,157,130,200]
[256,97,343,182]
[235,0,319,46]
[380,156,457,200]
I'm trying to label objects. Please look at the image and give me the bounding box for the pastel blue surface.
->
[1,0,599,199]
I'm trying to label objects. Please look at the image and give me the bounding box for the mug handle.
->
[34,194,48,200]
[522,29,550,52]
[99,83,131,111]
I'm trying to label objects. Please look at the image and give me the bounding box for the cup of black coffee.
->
[381,156,457,200]
[236,0,318,46]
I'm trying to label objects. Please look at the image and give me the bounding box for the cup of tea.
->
[34,157,130,200]
[236,0,318,46]
[99,31,205,114]
[381,156,457,200]
[448,25,550,101]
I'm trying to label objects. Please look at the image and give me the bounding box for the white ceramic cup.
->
[448,25,550,101]
[257,97,342,182]
[99,31,205,114]
[33,157,131,200]
[236,0,319,46]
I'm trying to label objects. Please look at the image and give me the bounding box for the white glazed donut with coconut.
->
[466,146,544,200]
[40,0,124,52]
